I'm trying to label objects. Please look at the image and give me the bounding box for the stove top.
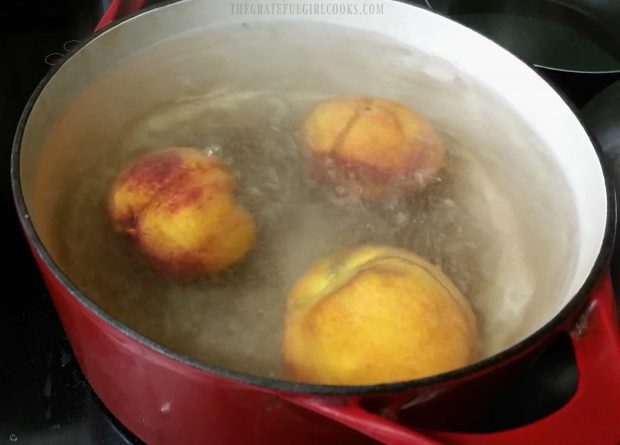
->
[0,1,618,444]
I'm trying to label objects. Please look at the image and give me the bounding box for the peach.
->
[298,96,445,198]
[283,245,478,385]
[109,147,255,276]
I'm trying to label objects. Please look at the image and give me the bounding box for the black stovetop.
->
[0,2,618,444]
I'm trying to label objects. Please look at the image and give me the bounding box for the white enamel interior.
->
[20,0,608,355]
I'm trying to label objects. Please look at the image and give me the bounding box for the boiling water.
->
[33,22,576,379]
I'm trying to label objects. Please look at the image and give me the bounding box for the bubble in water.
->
[9,434,17,442]
[202,143,222,157]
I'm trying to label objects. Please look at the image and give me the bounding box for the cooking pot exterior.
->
[12,0,619,443]
[33,246,566,444]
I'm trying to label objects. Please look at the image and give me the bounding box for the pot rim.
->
[10,0,617,396]
[532,64,620,75]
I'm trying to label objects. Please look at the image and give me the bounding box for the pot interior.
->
[17,0,608,382]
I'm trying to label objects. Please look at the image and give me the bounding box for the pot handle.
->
[95,0,146,31]
[287,272,620,445]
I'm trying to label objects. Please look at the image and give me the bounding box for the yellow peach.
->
[108,147,255,276]
[283,245,478,385]
[298,96,445,198]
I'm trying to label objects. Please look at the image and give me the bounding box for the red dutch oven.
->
[10,0,620,444]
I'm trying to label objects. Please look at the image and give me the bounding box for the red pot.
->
[11,1,620,443]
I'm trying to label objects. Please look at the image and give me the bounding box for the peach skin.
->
[283,245,478,385]
[109,147,255,277]
[298,96,445,198]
